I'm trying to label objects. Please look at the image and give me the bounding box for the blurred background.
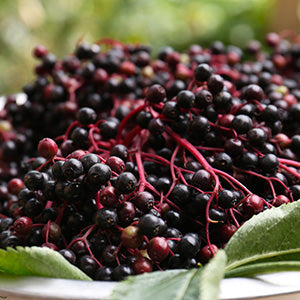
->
[0,0,298,94]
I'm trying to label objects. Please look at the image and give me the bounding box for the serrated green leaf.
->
[0,246,91,281]
[225,261,300,278]
[225,201,300,270]
[111,250,227,300]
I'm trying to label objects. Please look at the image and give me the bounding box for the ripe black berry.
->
[62,159,84,180]
[177,233,201,259]
[231,114,253,134]
[193,63,213,82]
[76,107,97,125]
[87,163,111,187]
[80,153,101,172]
[24,171,44,191]
[138,214,167,238]
[218,189,238,208]
[176,90,195,109]
[94,208,118,229]
[259,154,279,174]
[115,172,137,194]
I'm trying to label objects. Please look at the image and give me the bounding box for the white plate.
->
[1,272,300,300]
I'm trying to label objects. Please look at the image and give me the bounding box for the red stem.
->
[116,103,148,143]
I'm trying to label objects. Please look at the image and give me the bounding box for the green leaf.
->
[199,250,227,300]
[111,269,198,300]
[0,246,91,281]
[225,201,300,270]
[111,249,227,300]
[225,261,300,278]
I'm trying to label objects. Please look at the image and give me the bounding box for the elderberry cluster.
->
[0,33,300,280]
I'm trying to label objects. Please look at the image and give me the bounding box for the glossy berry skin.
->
[146,84,166,103]
[241,152,259,170]
[87,163,112,186]
[76,107,97,125]
[110,144,129,162]
[213,91,232,112]
[147,237,169,262]
[121,226,144,248]
[99,186,119,207]
[218,189,238,209]
[243,84,264,101]
[13,216,33,236]
[191,169,213,191]
[62,159,84,180]
[169,184,190,207]
[94,208,118,229]
[162,101,180,120]
[51,161,65,180]
[138,214,167,238]
[59,249,76,265]
[219,224,238,242]
[77,255,98,278]
[136,111,152,129]
[101,245,118,266]
[194,89,213,108]
[209,208,226,223]
[95,267,113,281]
[38,138,58,159]
[207,74,224,94]
[231,114,253,134]
[117,202,135,225]
[7,178,24,195]
[177,233,201,259]
[112,265,133,281]
[213,152,233,171]
[190,116,210,137]
[133,191,154,211]
[224,138,244,156]
[242,194,264,216]
[259,154,279,174]
[80,153,101,172]
[115,172,137,194]
[273,195,290,207]
[24,171,44,191]
[106,156,125,174]
[176,90,195,109]
[133,257,152,274]
[247,128,268,146]
[199,244,218,263]
[24,198,43,218]
[193,63,213,82]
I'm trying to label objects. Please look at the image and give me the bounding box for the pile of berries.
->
[0,33,300,281]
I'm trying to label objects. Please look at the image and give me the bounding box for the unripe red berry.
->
[38,138,58,159]
[14,216,33,236]
[7,178,24,195]
[133,257,153,274]
[273,195,290,207]
[41,242,59,251]
[219,224,238,242]
[199,244,218,263]
[33,45,48,58]
[147,237,169,262]
[242,194,264,216]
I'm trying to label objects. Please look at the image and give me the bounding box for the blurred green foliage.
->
[0,0,275,94]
